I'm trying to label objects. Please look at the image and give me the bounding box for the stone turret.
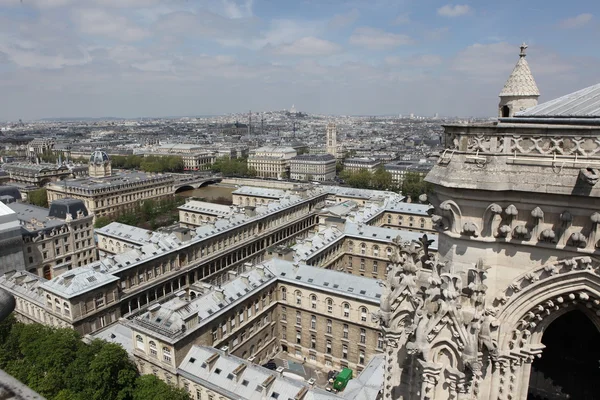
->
[498,43,540,117]
[88,149,111,178]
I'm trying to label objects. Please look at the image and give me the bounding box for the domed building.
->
[89,149,112,178]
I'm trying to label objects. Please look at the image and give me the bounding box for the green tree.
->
[401,172,432,200]
[29,188,48,208]
[94,216,112,229]
[372,166,393,190]
[133,375,190,400]
[86,343,138,400]
[346,169,372,189]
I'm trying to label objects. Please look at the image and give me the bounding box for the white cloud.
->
[559,13,593,29]
[451,42,573,81]
[329,9,359,29]
[349,27,413,49]
[426,27,450,41]
[72,8,149,42]
[392,13,410,25]
[385,54,442,68]
[437,4,471,18]
[272,37,342,57]
[221,0,253,19]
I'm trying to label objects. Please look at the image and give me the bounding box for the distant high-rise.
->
[326,122,337,158]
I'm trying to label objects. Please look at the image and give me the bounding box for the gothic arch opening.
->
[501,105,510,117]
[527,310,600,399]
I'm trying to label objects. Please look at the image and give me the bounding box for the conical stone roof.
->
[499,44,540,97]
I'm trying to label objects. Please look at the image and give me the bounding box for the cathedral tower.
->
[498,43,540,117]
[326,123,337,158]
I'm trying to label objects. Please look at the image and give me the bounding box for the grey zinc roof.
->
[7,202,67,232]
[344,222,438,251]
[264,258,382,303]
[515,83,600,118]
[131,268,276,342]
[342,355,384,400]
[178,346,344,400]
[90,320,134,354]
[232,186,286,199]
[41,265,119,298]
[384,201,432,216]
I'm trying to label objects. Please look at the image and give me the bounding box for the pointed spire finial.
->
[520,42,528,58]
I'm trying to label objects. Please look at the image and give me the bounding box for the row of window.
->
[136,336,172,363]
[280,288,370,320]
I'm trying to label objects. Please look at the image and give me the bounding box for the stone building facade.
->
[128,259,384,383]
[46,151,174,219]
[247,146,297,179]
[379,46,600,400]
[9,199,97,279]
[290,154,336,182]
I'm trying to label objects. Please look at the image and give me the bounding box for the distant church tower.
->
[498,43,540,117]
[89,149,112,178]
[326,123,337,158]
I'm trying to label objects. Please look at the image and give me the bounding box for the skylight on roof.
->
[227,373,234,380]
[215,368,222,374]
[333,284,339,288]
[242,380,249,386]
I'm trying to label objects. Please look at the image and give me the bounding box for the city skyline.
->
[0,0,598,120]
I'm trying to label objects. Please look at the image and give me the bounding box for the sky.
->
[0,0,598,120]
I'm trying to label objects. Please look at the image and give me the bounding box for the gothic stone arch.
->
[484,256,600,400]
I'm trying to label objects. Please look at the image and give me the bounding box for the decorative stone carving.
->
[558,210,573,246]
[439,200,462,234]
[482,203,502,237]
[569,232,587,248]
[588,212,600,250]
[462,222,479,237]
[378,237,497,400]
[579,167,599,186]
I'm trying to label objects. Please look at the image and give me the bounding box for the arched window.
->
[373,245,379,257]
[281,287,287,301]
[310,294,317,309]
[343,302,350,318]
[136,335,144,350]
[360,243,366,255]
[420,218,425,228]
[295,290,302,306]
[63,302,70,316]
[149,341,157,357]
[386,247,392,256]
[326,298,333,313]
[162,347,172,362]
[398,216,404,225]
[311,315,316,329]
[347,240,354,252]
[360,307,368,322]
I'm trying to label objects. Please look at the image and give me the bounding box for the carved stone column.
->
[418,360,443,400]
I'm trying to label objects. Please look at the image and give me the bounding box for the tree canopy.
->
[0,317,189,400]
[111,155,184,173]
[210,157,256,177]
[29,188,48,208]
[340,166,393,190]
[401,172,432,201]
